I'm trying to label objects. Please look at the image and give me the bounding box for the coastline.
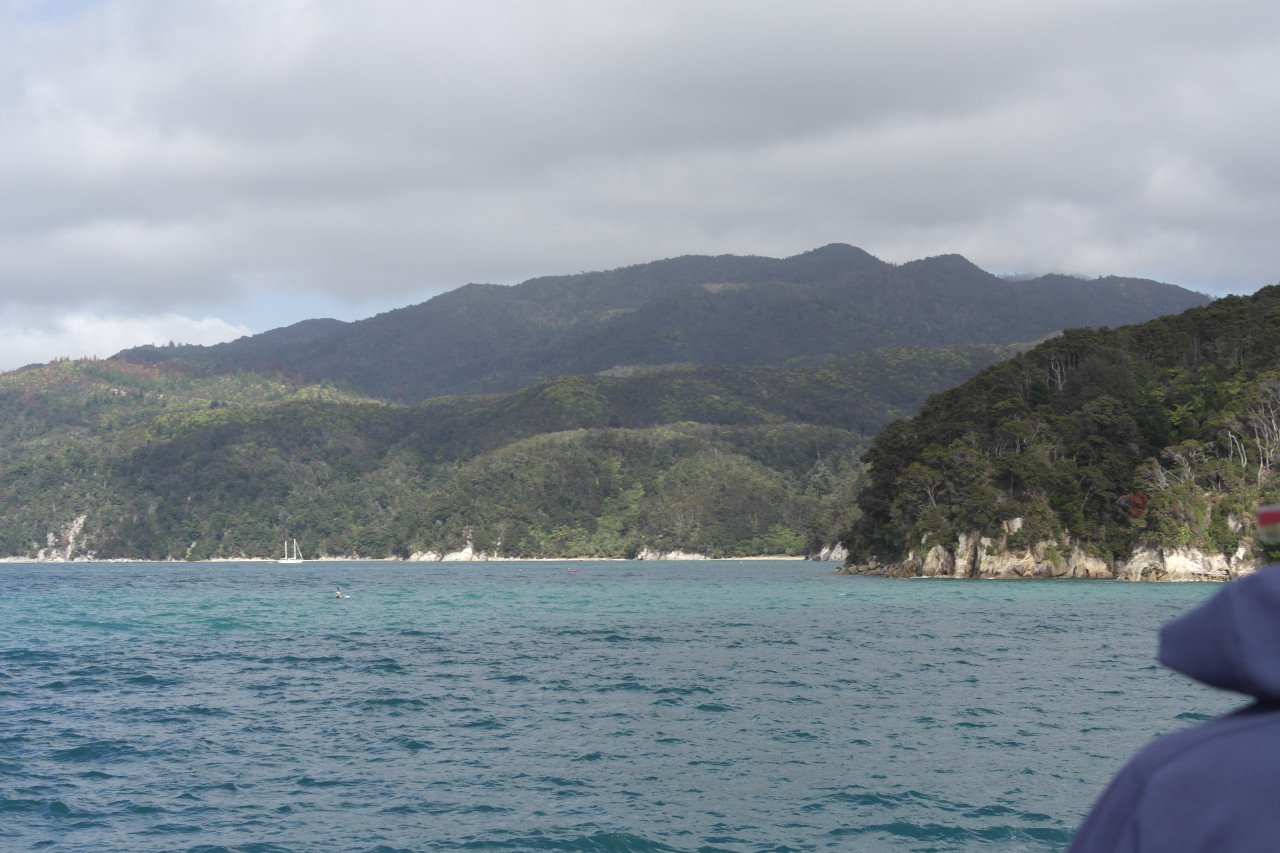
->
[0,554,821,564]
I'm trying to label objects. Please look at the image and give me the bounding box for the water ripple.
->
[0,560,1240,852]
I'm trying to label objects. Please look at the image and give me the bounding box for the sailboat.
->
[278,538,303,564]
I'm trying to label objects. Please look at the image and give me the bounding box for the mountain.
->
[0,344,1016,561]
[4,245,1225,562]
[841,286,1280,581]
[114,244,1211,402]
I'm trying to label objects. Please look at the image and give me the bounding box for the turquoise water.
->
[0,560,1240,852]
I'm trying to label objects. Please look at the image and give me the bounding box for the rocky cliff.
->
[837,517,1261,582]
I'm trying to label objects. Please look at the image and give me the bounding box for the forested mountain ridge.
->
[841,285,1280,581]
[114,244,1211,402]
[0,344,1017,561]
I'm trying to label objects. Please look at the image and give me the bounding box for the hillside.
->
[841,286,1280,580]
[0,344,1015,561]
[114,244,1211,401]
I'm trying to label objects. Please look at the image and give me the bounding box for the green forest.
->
[0,345,1014,560]
[116,244,1209,401]
[0,240,1234,567]
[844,286,1280,574]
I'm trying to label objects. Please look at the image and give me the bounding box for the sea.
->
[0,559,1243,853]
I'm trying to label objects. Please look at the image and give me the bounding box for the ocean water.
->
[0,560,1241,853]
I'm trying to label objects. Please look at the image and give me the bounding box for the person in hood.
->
[1068,565,1280,851]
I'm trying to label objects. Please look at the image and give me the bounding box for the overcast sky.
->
[2,0,1279,370]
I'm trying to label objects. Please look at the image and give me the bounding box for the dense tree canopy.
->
[844,287,1280,567]
[0,344,1003,560]
[115,245,1208,401]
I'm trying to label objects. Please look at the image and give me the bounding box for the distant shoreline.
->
[1,555,826,564]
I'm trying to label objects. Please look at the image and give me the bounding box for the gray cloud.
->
[2,0,1279,369]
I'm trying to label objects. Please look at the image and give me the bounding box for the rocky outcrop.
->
[838,518,1264,581]
[408,541,500,561]
[1114,544,1253,582]
[30,515,91,562]
[635,548,708,561]
[807,543,849,562]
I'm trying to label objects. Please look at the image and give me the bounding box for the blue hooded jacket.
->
[1068,567,1280,851]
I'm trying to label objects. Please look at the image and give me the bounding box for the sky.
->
[2,0,1280,371]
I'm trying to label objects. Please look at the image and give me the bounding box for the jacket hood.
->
[1159,565,1280,702]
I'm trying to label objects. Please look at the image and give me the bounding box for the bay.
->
[0,560,1240,852]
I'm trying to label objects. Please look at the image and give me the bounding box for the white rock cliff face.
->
[635,549,708,561]
[839,518,1262,582]
[408,540,497,561]
[810,543,849,562]
[1115,544,1253,582]
[31,515,89,562]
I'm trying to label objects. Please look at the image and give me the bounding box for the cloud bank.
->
[0,309,251,370]
[2,0,1279,368]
